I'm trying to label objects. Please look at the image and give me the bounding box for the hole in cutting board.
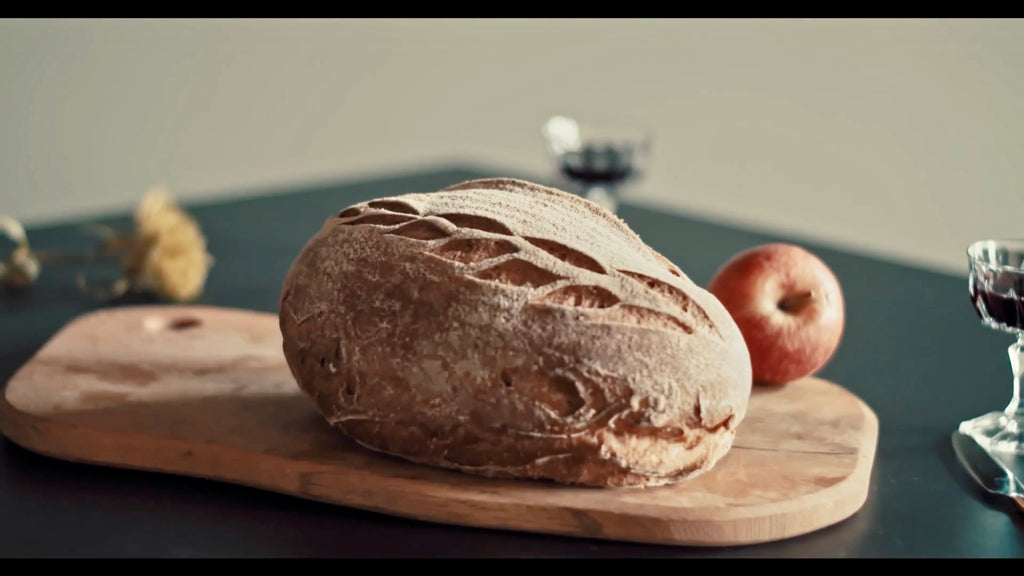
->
[144,316,203,332]
[168,317,202,330]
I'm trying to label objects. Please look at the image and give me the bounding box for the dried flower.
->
[120,187,214,302]
[0,214,27,246]
[0,214,41,290]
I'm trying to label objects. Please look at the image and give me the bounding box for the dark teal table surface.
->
[1,166,1021,557]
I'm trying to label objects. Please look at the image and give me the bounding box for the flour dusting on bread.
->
[279,178,752,487]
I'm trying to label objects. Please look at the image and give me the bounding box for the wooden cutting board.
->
[0,305,878,547]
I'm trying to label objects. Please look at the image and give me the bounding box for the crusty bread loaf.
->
[279,178,752,487]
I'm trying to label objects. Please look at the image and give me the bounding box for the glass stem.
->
[584,184,619,214]
[1005,334,1024,418]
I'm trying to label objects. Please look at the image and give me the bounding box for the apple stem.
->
[778,291,814,313]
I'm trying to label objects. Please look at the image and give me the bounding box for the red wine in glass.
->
[543,116,650,213]
[558,144,636,186]
[960,239,1024,454]
[971,274,1024,333]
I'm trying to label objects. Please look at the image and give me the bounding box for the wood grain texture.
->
[0,305,878,547]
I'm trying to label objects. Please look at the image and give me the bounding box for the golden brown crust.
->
[279,178,752,487]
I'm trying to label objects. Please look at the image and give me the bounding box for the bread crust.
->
[279,178,751,487]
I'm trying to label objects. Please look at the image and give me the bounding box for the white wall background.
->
[2,18,1022,275]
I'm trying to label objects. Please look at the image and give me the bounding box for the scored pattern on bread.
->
[339,212,416,227]
[334,199,715,339]
[616,270,718,336]
[534,285,620,309]
[435,213,513,235]
[524,237,607,274]
[281,178,752,487]
[473,258,564,288]
[387,219,451,241]
[366,199,420,215]
[430,238,520,264]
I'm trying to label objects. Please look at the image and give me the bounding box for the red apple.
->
[707,243,845,386]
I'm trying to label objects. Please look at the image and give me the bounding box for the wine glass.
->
[959,239,1024,454]
[541,115,651,214]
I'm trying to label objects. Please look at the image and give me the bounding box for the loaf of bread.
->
[279,178,752,487]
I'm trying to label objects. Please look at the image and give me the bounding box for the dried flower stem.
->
[76,275,129,301]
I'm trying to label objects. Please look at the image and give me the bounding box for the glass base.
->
[959,410,1024,455]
